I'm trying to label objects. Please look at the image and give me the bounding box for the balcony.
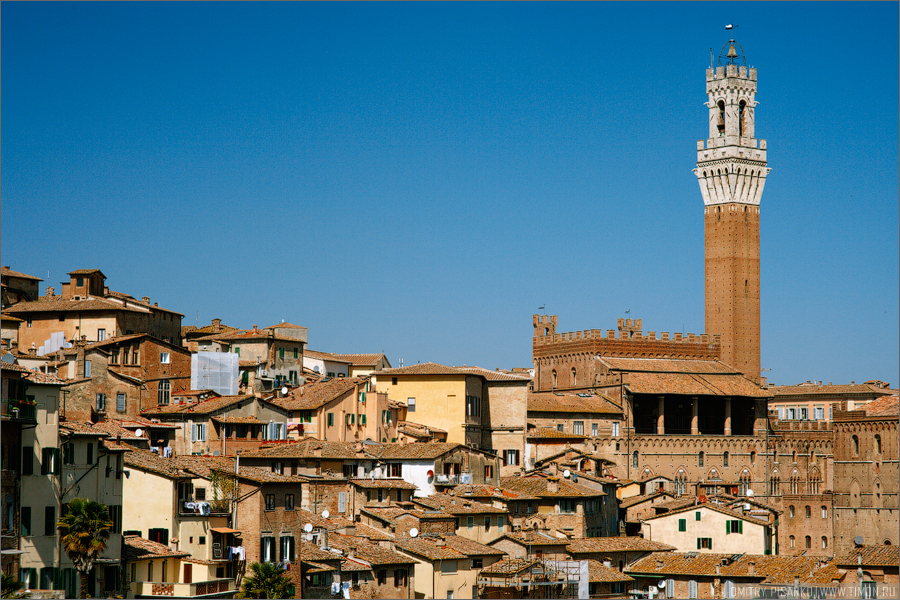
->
[434,473,472,486]
[1,399,37,422]
[178,500,231,516]
[131,579,236,597]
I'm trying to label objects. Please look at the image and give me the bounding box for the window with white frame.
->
[407,397,416,412]
[160,352,170,364]
[158,380,171,405]
[612,422,620,437]
[192,423,206,442]
[591,423,598,436]
[573,421,584,435]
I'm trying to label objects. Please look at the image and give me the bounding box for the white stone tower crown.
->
[693,39,771,206]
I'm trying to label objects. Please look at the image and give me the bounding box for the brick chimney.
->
[748,561,756,575]
[46,286,55,298]
[547,476,559,494]
[252,324,258,333]
[142,296,150,303]
[212,318,222,332]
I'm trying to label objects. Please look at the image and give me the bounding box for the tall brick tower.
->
[694,39,770,383]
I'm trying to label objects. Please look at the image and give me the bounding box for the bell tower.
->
[694,39,770,383]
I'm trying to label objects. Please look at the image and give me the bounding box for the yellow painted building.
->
[372,363,485,447]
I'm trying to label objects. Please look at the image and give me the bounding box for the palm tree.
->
[1,573,25,599]
[56,498,114,599]
[236,562,293,599]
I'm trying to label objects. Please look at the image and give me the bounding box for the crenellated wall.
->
[532,316,720,392]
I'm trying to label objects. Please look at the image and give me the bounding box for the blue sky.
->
[3,2,898,386]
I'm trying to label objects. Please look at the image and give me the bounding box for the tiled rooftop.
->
[479,557,541,575]
[586,560,635,583]
[271,377,363,411]
[499,475,603,498]
[413,493,507,515]
[495,531,568,546]
[864,394,899,417]
[528,391,622,414]
[350,478,417,490]
[449,484,540,501]
[374,442,463,460]
[626,552,847,586]
[772,382,898,397]
[123,536,189,561]
[327,533,415,565]
[142,394,254,416]
[526,427,588,440]
[1,266,43,280]
[836,545,899,567]
[566,536,676,554]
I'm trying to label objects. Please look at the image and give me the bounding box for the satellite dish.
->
[409,528,418,538]
[746,489,754,497]
[135,429,143,437]
[563,470,571,479]
[304,523,313,533]
[658,580,667,589]
[281,386,289,395]
[854,536,864,547]
[322,510,330,519]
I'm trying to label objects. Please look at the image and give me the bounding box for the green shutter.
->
[696,511,701,521]
[678,519,686,532]
[361,414,366,425]
[738,521,743,534]
[726,520,731,534]
[697,538,701,550]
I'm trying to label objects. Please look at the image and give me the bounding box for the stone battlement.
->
[532,315,721,361]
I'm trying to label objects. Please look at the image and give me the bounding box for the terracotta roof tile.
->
[263,322,306,330]
[480,558,541,575]
[350,478,417,490]
[374,442,463,460]
[619,491,675,509]
[528,391,622,414]
[494,531,568,547]
[526,427,588,440]
[303,350,351,363]
[327,534,415,565]
[300,542,344,564]
[271,378,363,411]
[586,560,635,583]
[597,357,771,397]
[772,383,898,398]
[566,537,676,554]
[123,536,189,561]
[413,493,507,515]
[864,394,899,417]
[452,366,531,382]
[328,353,389,367]
[1,362,31,373]
[142,394,254,416]
[362,507,456,523]
[241,439,372,460]
[836,545,899,567]
[210,415,265,424]
[449,484,540,501]
[23,370,67,385]
[626,552,846,586]
[395,534,501,560]
[1,266,43,280]
[499,475,604,498]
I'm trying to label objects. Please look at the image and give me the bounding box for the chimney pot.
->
[142,296,150,303]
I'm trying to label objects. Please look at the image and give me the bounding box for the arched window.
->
[750,451,756,465]
[632,451,639,469]
[698,451,704,467]
[739,470,751,496]
[738,100,746,137]
[805,536,811,549]
[792,450,797,463]
[789,505,795,518]
[852,435,859,456]
[723,451,729,467]
[789,535,795,549]
[822,536,828,549]
[805,505,811,519]
[790,471,801,495]
[571,367,577,386]
[551,370,557,389]
[875,434,882,455]
[717,100,726,136]
[821,506,828,519]
[769,472,781,496]
[809,470,821,495]
[158,379,171,405]
[676,470,687,497]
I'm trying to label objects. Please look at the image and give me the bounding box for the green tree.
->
[1,573,25,599]
[56,498,114,599]
[237,562,293,599]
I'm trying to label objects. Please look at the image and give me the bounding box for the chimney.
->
[547,476,559,494]
[46,286,55,297]
[142,296,150,303]
[253,324,258,333]
[603,560,611,568]
[348,543,357,559]
[549,462,559,476]
[656,559,664,570]
[748,561,756,575]
[212,318,222,332]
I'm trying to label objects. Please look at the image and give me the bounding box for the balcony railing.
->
[131,579,235,597]
[178,500,231,516]
[1,399,37,422]
[435,473,472,486]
